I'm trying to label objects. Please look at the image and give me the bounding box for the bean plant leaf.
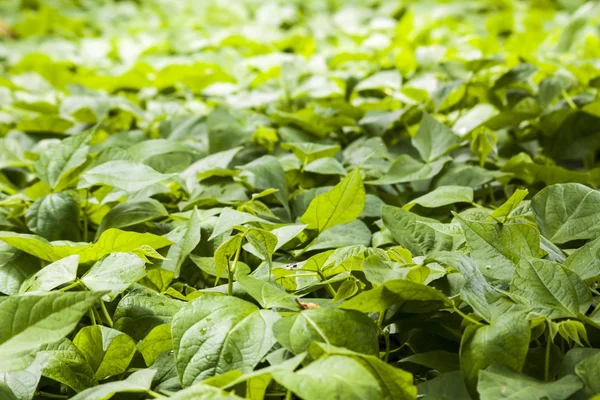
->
[300,168,365,232]
[172,295,279,386]
[531,183,600,244]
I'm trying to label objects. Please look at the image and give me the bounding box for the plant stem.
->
[285,390,293,400]
[147,389,163,398]
[545,330,552,381]
[36,391,68,399]
[82,188,89,242]
[228,245,242,296]
[93,307,103,326]
[99,301,113,327]
[88,309,96,325]
[453,306,484,326]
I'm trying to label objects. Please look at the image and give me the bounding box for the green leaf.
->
[70,369,156,400]
[172,295,279,386]
[300,168,365,232]
[79,160,174,192]
[575,352,600,395]
[531,183,600,244]
[38,339,97,393]
[162,208,202,278]
[274,308,379,355]
[33,130,92,189]
[404,185,473,210]
[25,192,81,242]
[400,350,460,373]
[564,236,600,281]
[477,366,582,400]
[214,234,244,280]
[340,279,452,314]
[367,155,450,185]
[0,359,41,400]
[81,252,146,301]
[489,188,529,222]
[73,325,136,380]
[281,142,340,164]
[455,215,540,282]
[79,229,172,264]
[412,113,461,162]
[382,205,454,256]
[209,208,272,240]
[0,291,105,372]
[236,274,298,310]
[96,199,168,237]
[303,220,371,253]
[304,157,347,175]
[511,258,592,319]
[239,155,290,214]
[113,285,182,341]
[274,343,416,400]
[20,254,78,293]
[244,228,277,270]
[137,324,172,366]
[460,312,531,397]
[418,371,471,400]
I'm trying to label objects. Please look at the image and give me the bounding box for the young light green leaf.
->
[79,160,175,192]
[404,185,473,211]
[300,168,365,232]
[340,279,452,314]
[73,325,136,380]
[70,369,156,400]
[137,324,172,366]
[244,228,277,270]
[531,183,600,244]
[490,188,529,222]
[20,254,78,293]
[280,142,340,164]
[81,252,146,301]
[412,113,461,162]
[172,295,279,386]
[162,208,202,278]
[209,208,272,240]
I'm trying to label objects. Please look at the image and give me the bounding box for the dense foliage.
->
[1,0,600,399]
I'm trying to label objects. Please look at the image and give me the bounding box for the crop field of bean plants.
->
[1,0,600,399]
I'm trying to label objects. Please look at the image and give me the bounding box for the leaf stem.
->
[82,188,89,243]
[147,389,163,398]
[59,280,81,292]
[99,301,113,328]
[316,270,336,298]
[285,390,293,400]
[88,309,96,325]
[36,391,68,399]
[453,306,484,326]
